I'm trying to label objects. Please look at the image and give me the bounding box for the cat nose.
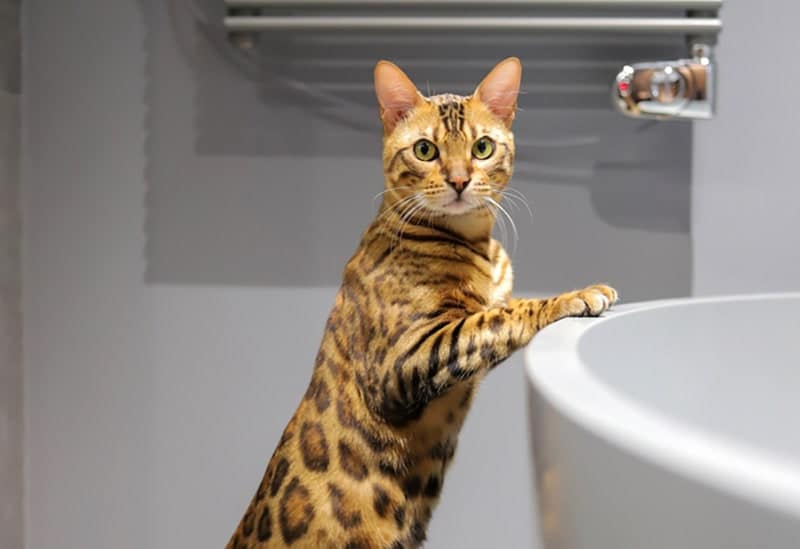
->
[446,176,471,195]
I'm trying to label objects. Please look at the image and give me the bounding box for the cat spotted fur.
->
[227,58,617,549]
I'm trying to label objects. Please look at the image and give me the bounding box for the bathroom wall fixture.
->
[221,0,722,120]
[613,43,715,119]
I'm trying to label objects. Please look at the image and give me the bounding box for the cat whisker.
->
[483,187,521,215]
[503,195,530,210]
[379,199,421,246]
[502,196,522,214]
[482,200,508,251]
[484,196,519,256]
[493,185,529,202]
[392,200,427,250]
[373,186,416,205]
[497,193,532,222]
[489,203,509,250]
[388,201,420,232]
[499,211,511,253]
[386,194,423,244]
[476,185,521,216]
[487,184,534,223]
[378,193,422,223]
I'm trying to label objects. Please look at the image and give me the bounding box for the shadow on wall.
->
[143,0,691,298]
[0,2,22,549]
[0,0,20,94]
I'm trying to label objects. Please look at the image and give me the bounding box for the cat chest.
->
[404,381,475,458]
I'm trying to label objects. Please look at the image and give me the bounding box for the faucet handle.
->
[613,49,714,120]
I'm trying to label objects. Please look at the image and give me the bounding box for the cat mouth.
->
[439,197,478,215]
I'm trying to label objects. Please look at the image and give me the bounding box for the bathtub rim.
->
[525,292,800,519]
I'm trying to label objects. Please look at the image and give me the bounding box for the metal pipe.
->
[224,16,722,34]
[225,0,722,9]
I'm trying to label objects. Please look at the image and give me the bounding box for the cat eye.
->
[472,137,496,160]
[413,139,439,161]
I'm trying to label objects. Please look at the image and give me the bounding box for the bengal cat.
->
[227,57,617,548]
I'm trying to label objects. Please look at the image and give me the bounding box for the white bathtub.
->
[526,294,800,549]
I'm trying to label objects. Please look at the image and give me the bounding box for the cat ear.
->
[374,60,423,134]
[474,57,522,127]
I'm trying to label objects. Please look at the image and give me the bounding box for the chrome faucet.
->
[613,43,715,120]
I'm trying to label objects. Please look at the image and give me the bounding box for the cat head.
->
[374,57,521,219]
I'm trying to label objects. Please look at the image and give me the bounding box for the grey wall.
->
[692,0,800,295]
[0,1,22,548]
[147,0,693,298]
[0,92,22,549]
[22,1,700,549]
[22,2,154,548]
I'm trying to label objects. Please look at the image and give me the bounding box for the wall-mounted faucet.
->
[613,43,714,120]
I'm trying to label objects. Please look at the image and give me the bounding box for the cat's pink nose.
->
[447,175,471,194]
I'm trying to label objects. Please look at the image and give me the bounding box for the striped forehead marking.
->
[437,101,465,135]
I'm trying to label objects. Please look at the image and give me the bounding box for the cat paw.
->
[558,284,618,318]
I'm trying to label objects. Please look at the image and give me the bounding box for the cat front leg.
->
[379,284,617,422]
[427,284,617,389]
[531,284,619,324]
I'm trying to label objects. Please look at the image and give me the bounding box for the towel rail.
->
[219,0,722,119]
[225,0,721,9]
[225,16,721,34]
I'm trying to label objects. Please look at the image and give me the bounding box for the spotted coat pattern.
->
[227,66,617,548]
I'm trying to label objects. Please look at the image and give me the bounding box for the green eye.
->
[413,139,438,161]
[472,136,495,160]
